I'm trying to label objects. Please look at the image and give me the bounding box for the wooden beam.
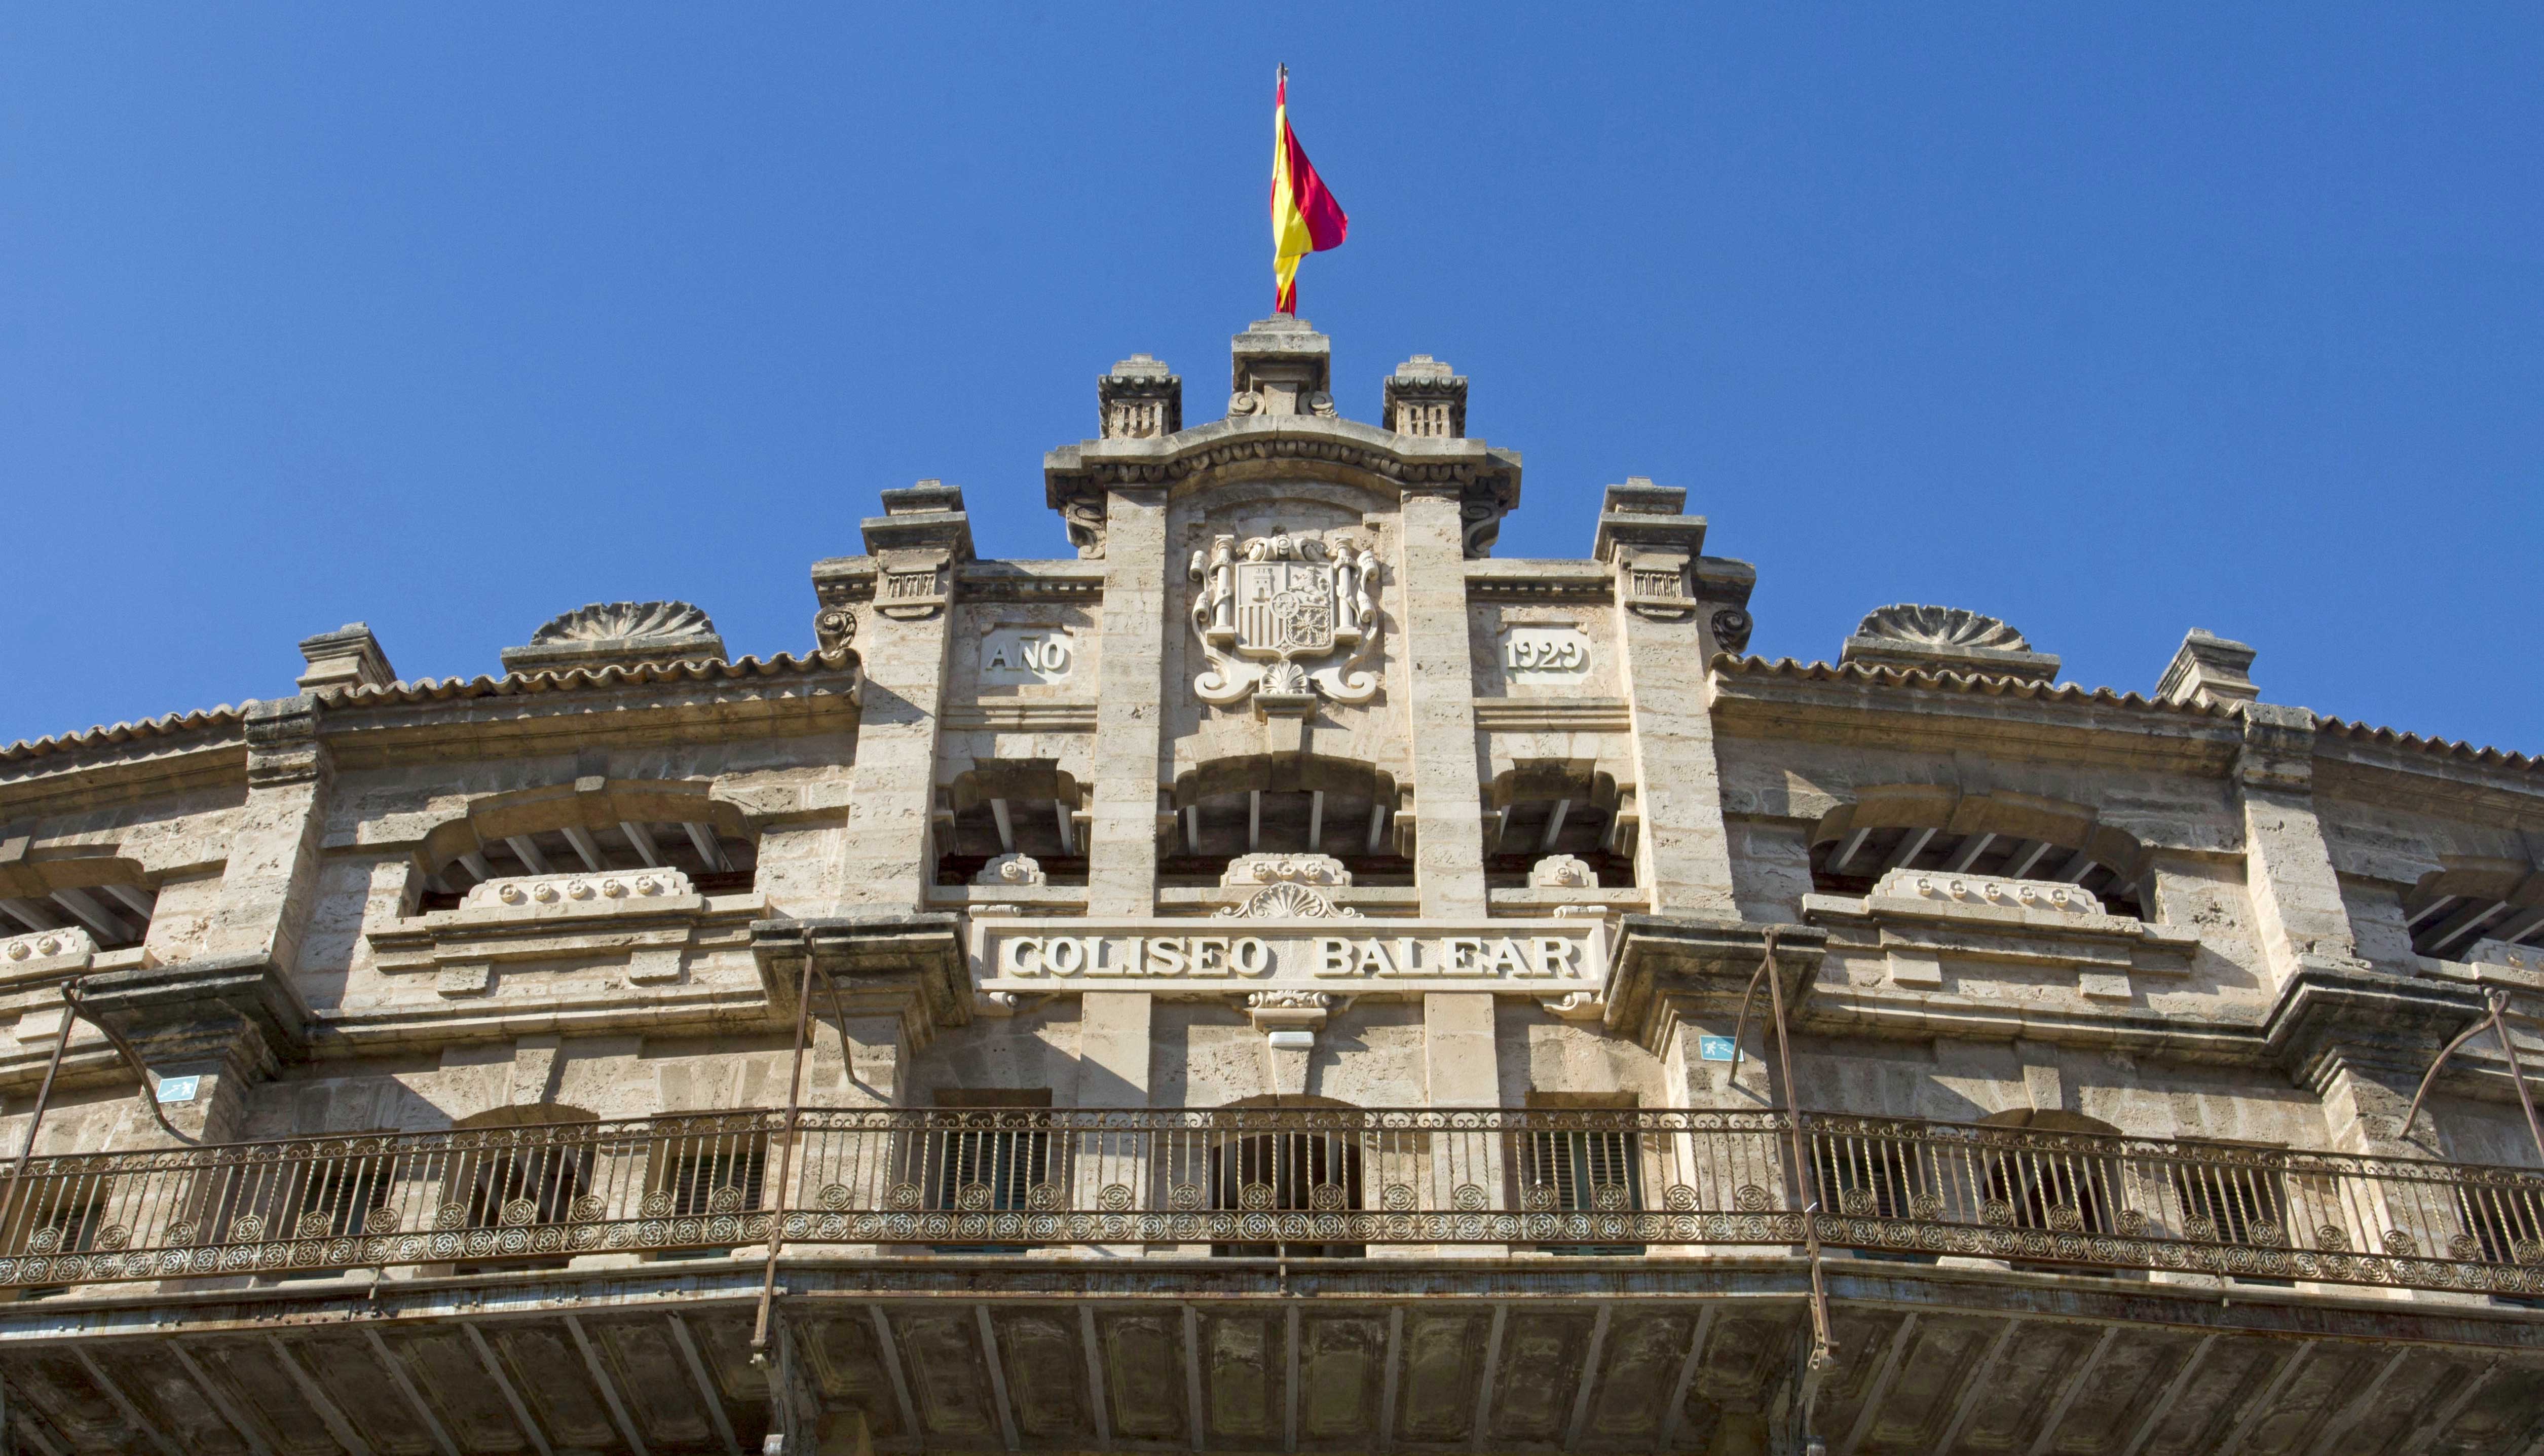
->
[1838,1312,1919,1455]
[1079,1305,1114,1452]
[2117,1333,2215,1456]
[1367,803,1388,855]
[1284,1304,1301,1455]
[1561,1305,1613,1452]
[1248,793,1263,853]
[360,1327,460,1456]
[868,1306,922,1446]
[98,883,156,920]
[559,825,609,873]
[2304,1347,2408,1456]
[619,822,664,868]
[665,1314,743,1456]
[1881,828,1939,874]
[2024,1326,2118,1456]
[0,899,63,933]
[1830,828,1872,874]
[1656,1305,1717,1451]
[1056,799,1078,856]
[1306,791,1324,855]
[1943,833,1997,874]
[165,1339,278,1456]
[1468,1304,1508,1454]
[2398,1360,2500,1456]
[1930,1319,2021,1456]
[975,1305,1021,1452]
[266,1335,373,1456]
[458,850,496,882]
[2215,1340,2315,1456]
[1377,1306,1404,1454]
[462,1322,555,1456]
[47,888,125,943]
[1539,799,1572,854]
[69,1346,178,1456]
[1183,1303,1208,1453]
[683,822,731,872]
[564,1315,651,1456]
[2008,840,2057,879]
[990,799,1018,854]
[504,835,552,875]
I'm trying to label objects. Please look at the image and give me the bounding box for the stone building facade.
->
[1,316,2541,1453]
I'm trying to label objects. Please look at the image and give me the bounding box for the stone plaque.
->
[980,627,1075,685]
[971,917,1605,997]
[1501,626,1592,680]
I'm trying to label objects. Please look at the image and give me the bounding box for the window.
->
[1810,1135,1935,1264]
[1210,1130,1364,1258]
[927,1091,1055,1253]
[1518,1125,1643,1255]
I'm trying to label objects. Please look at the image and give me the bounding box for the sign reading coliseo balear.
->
[969,917,1606,997]
[1186,530,1381,705]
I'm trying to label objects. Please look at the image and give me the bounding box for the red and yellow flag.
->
[1271,67,1348,315]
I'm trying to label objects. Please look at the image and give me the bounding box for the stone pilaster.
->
[1399,488,1489,919]
[2235,702,2367,990]
[1086,488,1169,918]
[821,484,971,909]
[1594,483,1743,918]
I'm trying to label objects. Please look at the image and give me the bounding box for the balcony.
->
[3,1107,2539,1296]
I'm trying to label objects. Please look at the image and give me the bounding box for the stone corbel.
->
[1620,547,1696,621]
[1602,916,1827,1055]
[1247,990,1334,1098]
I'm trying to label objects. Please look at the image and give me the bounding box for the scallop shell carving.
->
[530,601,718,645]
[1853,605,2031,653]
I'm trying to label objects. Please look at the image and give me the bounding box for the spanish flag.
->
[1271,67,1349,315]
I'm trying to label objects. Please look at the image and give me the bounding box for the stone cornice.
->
[1043,415,1521,512]
[1708,655,2244,772]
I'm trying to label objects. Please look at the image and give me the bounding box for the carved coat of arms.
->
[1187,531,1380,705]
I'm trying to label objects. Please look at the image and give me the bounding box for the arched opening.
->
[415,781,758,910]
[1808,789,2149,920]
[2400,865,2544,961]
[0,851,158,950]
[1484,762,1633,888]
[1162,756,1409,889]
[1205,1098,1365,1257]
[933,762,1087,886]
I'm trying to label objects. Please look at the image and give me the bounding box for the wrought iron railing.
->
[1,1108,2538,1296]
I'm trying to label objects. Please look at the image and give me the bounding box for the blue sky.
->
[4,7,2538,752]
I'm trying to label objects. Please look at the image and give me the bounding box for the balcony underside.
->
[3,1257,2541,1456]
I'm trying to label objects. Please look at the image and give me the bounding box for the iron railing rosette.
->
[0,1107,2535,1295]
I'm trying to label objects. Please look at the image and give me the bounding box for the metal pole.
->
[750,953,819,1365]
[1760,930,1834,1365]
[0,989,78,1244]
[2486,994,2544,1168]
[1761,928,1836,1455]
[58,981,199,1145]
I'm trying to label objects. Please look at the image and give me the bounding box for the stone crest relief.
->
[1186,531,1380,705]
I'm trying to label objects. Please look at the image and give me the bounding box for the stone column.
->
[822,486,970,910]
[1398,488,1489,919]
[1596,483,1742,919]
[1085,488,1170,918]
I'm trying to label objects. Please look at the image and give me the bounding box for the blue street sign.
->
[1698,1035,1737,1063]
[154,1075,200,1104]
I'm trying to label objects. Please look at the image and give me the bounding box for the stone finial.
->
[2156,629,2259,709]
[1841,605,2060,683]
[295,622,396,691]
[1098,354,1181,440]
[1220,853,1351,888]
[1592,479,1708,621]
[1383,355,1467,438]
[1229,315,1334,419]
[861,480,974,621]
[500,603,725,675]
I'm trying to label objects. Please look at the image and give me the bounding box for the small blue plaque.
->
[1697,1035,1737,1063]
[154,1074,200,1104]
